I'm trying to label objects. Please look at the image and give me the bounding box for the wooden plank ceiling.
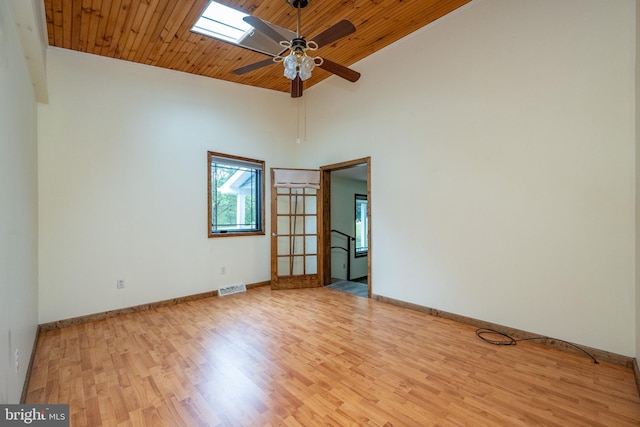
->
[43,0,472,94]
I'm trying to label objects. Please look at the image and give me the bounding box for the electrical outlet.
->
[15,349,19,372]
[221,266,226,275]
[117,279,125,289]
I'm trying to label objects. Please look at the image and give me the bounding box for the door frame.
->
[320,157,371,298]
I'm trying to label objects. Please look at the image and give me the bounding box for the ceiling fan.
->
[233,0,361,98]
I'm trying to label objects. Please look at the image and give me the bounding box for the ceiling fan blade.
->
[243,16,286,44]
[233,58,276,75]
[291,75,303,98]
[311,20,356,48]
[318,58,361,82]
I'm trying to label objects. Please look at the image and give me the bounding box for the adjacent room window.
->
[208,152,265,237]
[355,194,368,257]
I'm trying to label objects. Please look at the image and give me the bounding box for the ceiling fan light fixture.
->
[283,53,298,79]
[298,56,315,81]
[278,38,322,81]
[233,0,359,97]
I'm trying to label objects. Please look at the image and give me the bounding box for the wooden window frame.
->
[208,151,265,238]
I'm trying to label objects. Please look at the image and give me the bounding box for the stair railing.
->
[331,229,355,281]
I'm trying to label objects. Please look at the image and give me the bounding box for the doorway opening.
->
[321,158,371,298]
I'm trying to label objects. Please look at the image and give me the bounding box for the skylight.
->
[192,1,253,44]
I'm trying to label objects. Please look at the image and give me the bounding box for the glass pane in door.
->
[274,187,318,277]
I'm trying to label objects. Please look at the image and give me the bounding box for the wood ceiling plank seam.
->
[249,1,293,28]
[398,0,466,31]
[133,0,177,63]
[338,6,422,60]
[231,47,275,66]
[62,0,74,48]
[70,0,83,50]
[124,0,161,63]
[98,0,122,56]
[85,0,106,52]
[91,0,113,52]
[179,36,217,75]
[44,0,57,45]
[112,0,142,60]
[76,0,95,52]
[143,1,196,64]
[231,0,260,17]
[154,3,209,71]
[169,33,208,73]
[185,39,233,77]
[291,2,350,39]
[150,1,202,68]
[105,0,133,58]
[119,0,151,60]
[77,0,94,51]
[360,0,470,57]
[306,4,387,64]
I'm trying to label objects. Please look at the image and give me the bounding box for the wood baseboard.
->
[634,359,640,399]
[39,281,270,332]
[372,293,635,369]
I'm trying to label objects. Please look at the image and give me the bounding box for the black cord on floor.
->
[475,328,599,364]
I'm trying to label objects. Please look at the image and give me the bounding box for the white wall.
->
[330,175,368,280]
[300,0,636,356]
[636,0,640,363]
[38,48,297,323]
[0,2,39,403]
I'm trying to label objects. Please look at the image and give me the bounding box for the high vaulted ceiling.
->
[43,0,472,94]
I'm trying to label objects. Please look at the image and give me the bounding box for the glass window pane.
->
[291,236,304,256]
[292,215,305,235]
[292,256,305,275]
[305,216,316,234]
[277,216,290,235]
[305,196,316,214]
[277,257,290,276]
[277,195,290,214]
[277,237,290,255]
[292,194,305,215]
[305,236,317,255]
[306,256,317,274]
[355,194,368,255]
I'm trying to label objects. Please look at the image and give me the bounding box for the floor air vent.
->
[218,283,247,296]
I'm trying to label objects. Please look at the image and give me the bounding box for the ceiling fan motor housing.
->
[287,0,309,9]
[290,37,307,51]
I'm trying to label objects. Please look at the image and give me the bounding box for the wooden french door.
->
[270,168,322,289]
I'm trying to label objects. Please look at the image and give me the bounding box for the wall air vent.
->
[218,283,247,296]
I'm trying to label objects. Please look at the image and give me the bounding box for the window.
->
[355,194,368,257]
[191,1,252,44]
[208,152,264,237]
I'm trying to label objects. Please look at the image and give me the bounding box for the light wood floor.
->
[26,286,640,426]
